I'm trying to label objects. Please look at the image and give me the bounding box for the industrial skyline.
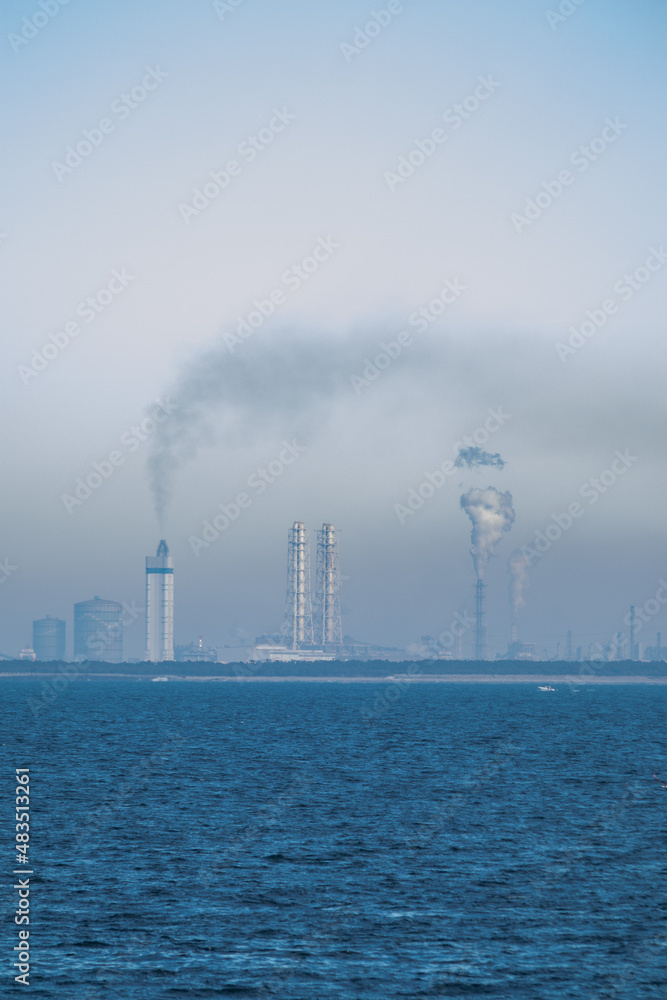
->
[2,0,666,661]
[4,5,665,996]
[9,520,667,665]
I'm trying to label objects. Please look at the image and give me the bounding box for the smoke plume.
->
[146,332,347,524]
[460,487,515,579]
[454,446,505,470]
[507,549,530,619]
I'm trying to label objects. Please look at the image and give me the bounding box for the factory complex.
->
[13,522,665,666]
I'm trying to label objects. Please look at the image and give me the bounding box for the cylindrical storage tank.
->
[32,617,66,661]
[74,597,123,662]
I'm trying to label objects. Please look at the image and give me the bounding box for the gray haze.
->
[508,549,531,621]
[2,325,663,659]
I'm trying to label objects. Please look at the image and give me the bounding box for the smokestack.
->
[511,623,517,644]
[474,580,487,660]
[630,606,636,660]
[566,629,573,661]
[617,631,625,660]
[460,487,514,662]
[315,524,343,647]
[145,540,174,662]
[283,522,314,650]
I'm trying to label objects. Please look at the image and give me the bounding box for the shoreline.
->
[1,672,667,684]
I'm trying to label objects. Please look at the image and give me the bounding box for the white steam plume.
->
[460,487,515,579]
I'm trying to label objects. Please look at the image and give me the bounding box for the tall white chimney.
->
[145,540,174,661]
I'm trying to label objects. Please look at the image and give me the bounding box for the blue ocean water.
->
[1,679,666,998]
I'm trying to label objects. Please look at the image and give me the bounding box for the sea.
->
[1,679,666,998]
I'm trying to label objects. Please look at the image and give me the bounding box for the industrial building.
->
[74,597,123,662]
[280,521,344,656]
[32,616,66,661]
[145,540,174,662]
[253,644,336,663]
[283,521,315,650]
[19,518,660,666]
[315,524,343,648]
[174,637,217,662]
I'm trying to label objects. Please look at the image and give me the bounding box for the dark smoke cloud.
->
[454,446,505,470]
[146,333,348,524]
[147,318,494,524]
[145,325,645,536]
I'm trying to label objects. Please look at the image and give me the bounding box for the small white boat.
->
[151,676,170,682]
[538,685,556,691]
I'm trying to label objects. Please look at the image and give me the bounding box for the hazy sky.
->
[2,0,666,658]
